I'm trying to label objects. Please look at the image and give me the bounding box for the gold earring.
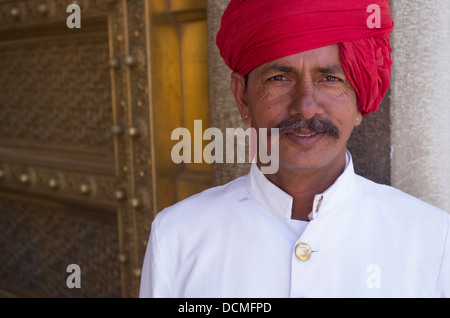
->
[355,114,361,124]
[243,114,249,120]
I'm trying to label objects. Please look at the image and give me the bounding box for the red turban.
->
[216,0,394,116]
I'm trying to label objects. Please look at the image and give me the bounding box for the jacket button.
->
[295,242,312,261]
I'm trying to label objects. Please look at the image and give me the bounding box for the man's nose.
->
[289,80,320,120]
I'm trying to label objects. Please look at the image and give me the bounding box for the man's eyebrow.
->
[312,64,344,74]
[262,63,345,75]
[263,64,295,73]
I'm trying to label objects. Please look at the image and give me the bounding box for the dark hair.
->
[244,73,249,91]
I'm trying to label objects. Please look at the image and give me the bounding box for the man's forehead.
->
[256,48,345,75]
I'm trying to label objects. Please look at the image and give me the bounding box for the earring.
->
[355,114,361,124]
[243,114,249,120]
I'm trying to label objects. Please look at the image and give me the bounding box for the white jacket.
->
[140,152,450,297]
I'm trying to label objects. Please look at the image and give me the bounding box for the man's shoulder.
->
[355,174,448,220]
[153,174,248,227]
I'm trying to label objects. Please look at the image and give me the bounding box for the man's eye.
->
[270,75,286,81]
[324,76,339,82]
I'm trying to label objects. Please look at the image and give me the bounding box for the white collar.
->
[246,151,358,220]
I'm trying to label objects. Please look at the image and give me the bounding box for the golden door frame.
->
[0,0,210,297]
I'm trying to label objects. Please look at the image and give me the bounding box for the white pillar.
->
[390,0,450,212]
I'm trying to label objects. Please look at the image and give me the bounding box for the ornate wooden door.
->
[0,0,210,297]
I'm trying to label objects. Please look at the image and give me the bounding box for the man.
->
[140,0,449,297]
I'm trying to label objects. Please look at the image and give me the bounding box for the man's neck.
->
[260,153,347,221]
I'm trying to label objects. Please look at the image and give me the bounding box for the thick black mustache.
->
[269,117,340,139]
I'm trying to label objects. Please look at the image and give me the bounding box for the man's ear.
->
[231,72,251,124]
[355,110,363,127]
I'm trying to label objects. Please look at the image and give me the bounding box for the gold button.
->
[295,242,312,262]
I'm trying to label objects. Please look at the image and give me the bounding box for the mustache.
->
[269,117,340,139]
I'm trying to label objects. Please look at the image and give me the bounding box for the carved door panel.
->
[0,0,135,297]
[0,0,210,297]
